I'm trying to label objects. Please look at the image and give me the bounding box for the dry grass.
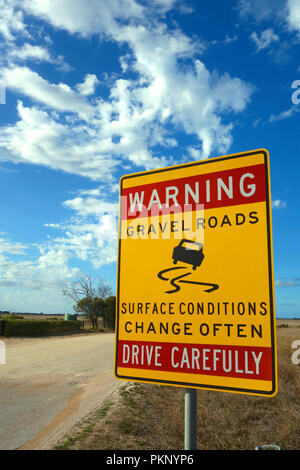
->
[55,325,300,450]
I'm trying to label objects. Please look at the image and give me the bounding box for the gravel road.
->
[0,333,123,450]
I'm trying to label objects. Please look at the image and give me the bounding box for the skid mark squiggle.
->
[157,266,219,294]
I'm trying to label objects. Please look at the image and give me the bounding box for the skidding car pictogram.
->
[172,239,204,270]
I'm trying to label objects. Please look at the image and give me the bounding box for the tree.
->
[63,274,112,329]
[103,296,116,330]
[75,297,105,329]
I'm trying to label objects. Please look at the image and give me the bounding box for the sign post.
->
[115,149,277,446]
[185,388,197,450]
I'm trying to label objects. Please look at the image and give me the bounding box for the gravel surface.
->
[0,333,122,450]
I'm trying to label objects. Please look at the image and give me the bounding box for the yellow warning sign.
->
[114,149,277,396]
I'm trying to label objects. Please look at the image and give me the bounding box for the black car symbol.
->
[172,239,204,271]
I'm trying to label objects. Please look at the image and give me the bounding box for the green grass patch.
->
[55,401,113,450]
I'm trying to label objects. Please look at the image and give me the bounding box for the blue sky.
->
[0,0,299,317]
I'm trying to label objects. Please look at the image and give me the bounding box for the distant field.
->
[276,319,300,326]
[1,314,299,325]
[0,313,65,320]
[276,319,300,338]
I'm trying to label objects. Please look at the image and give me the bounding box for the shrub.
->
[3,319,81,337]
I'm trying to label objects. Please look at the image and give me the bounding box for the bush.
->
[3,319,81,337]
[103,296,116,330]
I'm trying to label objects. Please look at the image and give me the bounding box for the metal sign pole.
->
[184,388,197,450]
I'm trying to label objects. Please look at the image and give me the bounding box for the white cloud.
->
[287,0,300,32]
[0,2,254,175]
[0,235,26,255]
[224,35,238,44]
[112,24,253,158]
[272,199,287,209]
[76,74,100,96]
[238,0,300,37]
[238,1,298,62]
[187,146,205,160]
[0,240,78,292]
[275,279,300,287]
[7,43,72,71]
[206,35,238,47]
[9,43,52,62]
[237,0,286,23]
[46,192,119,269]
[250,28,279,51]
[253,117,262,128]
[22,0,144,37]
[63,195,118,219]
[152,0,176,8]
[0,101,120,181]
[0,0,28,41]
[0,66,93,118]
[77,188,101,197]
[269,105,299,122]
[0,208,118,311]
